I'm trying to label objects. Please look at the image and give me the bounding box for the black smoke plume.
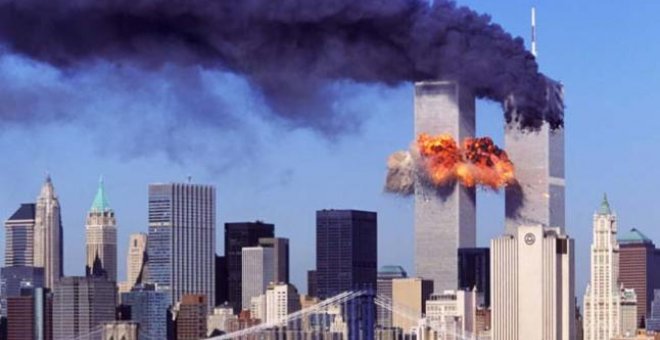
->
[0,0,563,133]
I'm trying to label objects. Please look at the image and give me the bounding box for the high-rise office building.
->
[148,183,216,309]
[265,283,301,323]
[620,288,638,337]
[126,233,148,288]
[414,81,476,294]
[504,113,565,234]
[6,285,52,340]
[4,204,36,267]
[316,209,377,299]
[491,225,575,340]
[174,294,208,340]
[53,276,117,340]
[85,179,117,281]
[426,289,482,338]
[0,266,44,317]
[215,255,227,306]
[583,196,624,340]
[376,265,407,328]
[259,237,290,284]
[122,283,169,340]
[391,277,433,333]
[307,270,317,297]
[241,246,274,310]
[458,248,490,307]
[618,227,660,327]
[224,221,274,312]
[646,290,660,331]
[33,176,63,289]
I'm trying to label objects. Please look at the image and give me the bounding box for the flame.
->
[415,133,515,189]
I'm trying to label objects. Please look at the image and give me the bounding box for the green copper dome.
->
[619,228,653,245]
[91,177,111,212]
[598,193,612,215]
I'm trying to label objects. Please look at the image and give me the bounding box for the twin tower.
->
[413,81,566,293]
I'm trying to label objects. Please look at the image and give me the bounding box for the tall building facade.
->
[215,255,227,306]
[126,233,148,288]
[53,276,117,340]
[583,196,623,340]
[491,225,575,340]
[0,266,44,317]
[175,294,208,340]
[33,176,63,289]
[4,204,36,267]
[646,289,660,331]
[426,289,482,338]
[265,283,301,323]
[85,179,117,281]
[458,247,490,306]
[391,277,433,333]
[148,183,216,309]
[414,81,476,294]
[241,246,274,310]
[618,227,660,327]
[505,106,565,233]
[6,286,52,340]
[122,283,169,340]
[316,209,377,299]
[259,237,290,284]
[376,265,407,328]
[620,288,638,337]
[225,222,274,312]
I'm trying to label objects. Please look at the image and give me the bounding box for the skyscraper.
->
[4,204,36,267]
[376,265,407,328]
[53,276,117,340]
[33,176,63,289]
[148,183,216,309]
[265,283,301,323]
[505,120,565,233]
[259,237,290,284]
[391,277,434,333]
[491,225,575,340]
[215,255,227,306]
[583,195,624,340]
[85,179,117,281]
[122,283,169,340]
[241,246,274,310]
[618,227,660,327]
[457,248,490,307]
[174,294,208,340]
[316,209,377,299]
[646,290,660,331]
[414,81,476,293]
[6,285,52,340]
[126,233,148,288]
[0,266,44,317]
[224,221,274,312]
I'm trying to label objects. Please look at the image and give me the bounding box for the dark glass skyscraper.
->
[315,209,377,299]
[224,222,274,313]
[458,247,490,306]
[4,204,36,267]
[148,183,216,310]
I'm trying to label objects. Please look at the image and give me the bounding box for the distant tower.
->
[126,233,148,287]
[148,183,216,310]
[414,81,476,293]
[33,175,63,289]
[241,246,274,311]
[85,178,118,281]
[505,7,565,234]
[583,195,623,340]
[4,203,36,267]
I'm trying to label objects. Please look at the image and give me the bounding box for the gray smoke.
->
[0,0,563,135]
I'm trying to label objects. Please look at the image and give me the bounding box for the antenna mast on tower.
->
[531,7,537,57]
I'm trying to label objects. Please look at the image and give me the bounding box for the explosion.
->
[385,134,515,195]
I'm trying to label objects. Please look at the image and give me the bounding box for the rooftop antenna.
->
[187,175,192,183]
[531,6,537,57]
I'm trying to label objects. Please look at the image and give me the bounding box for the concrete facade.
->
[414,81,476,294]
[391,277,433,333]
[241,246,274,311]
[34,176,63,290]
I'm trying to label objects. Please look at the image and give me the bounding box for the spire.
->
[599,193,612,215]
[39,173,55,199]
[91,176,111,212]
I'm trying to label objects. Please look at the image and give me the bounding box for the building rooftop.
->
[378,265,408,279]
[7,203,36,221]
[598,193,612,215]
[91,177,111,212]
[619,228,654,245]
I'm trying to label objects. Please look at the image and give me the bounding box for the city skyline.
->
[2,1,660,313]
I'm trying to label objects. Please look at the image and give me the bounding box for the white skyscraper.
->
[126,233,148,287]
[85,178,117,281]
[265,283,301,323]
[241,246,274,311]
[583,195,621,340]
[33,175,63,289]
[414,81,476,293]
[491,224,575,340]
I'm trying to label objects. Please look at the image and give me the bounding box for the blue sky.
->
[2,0,660,304]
